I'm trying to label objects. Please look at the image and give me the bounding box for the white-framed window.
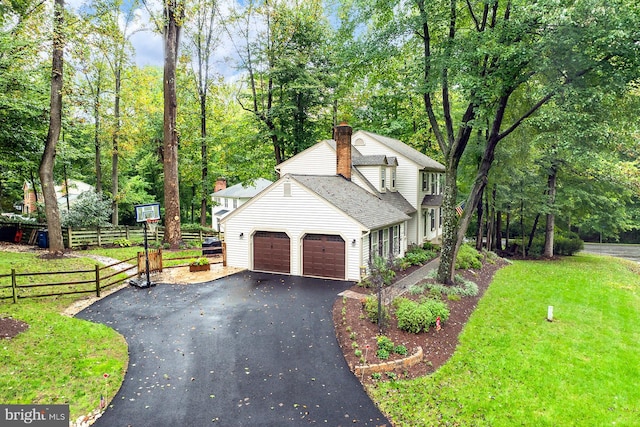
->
[371,230,379,260]
[422,172,428,191]
[431,173,437,194]
[423,211,428,237]
[233,199,238,208]
[381,167,386,190]
[393,224,400,254]
[391,168,396,190]
[383,228,389,257]
[224,198,228,208]
[439,207,443,227]
[430,209,436,231]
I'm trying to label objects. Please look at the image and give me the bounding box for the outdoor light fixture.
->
[239,232,244,239]
[352,238,357,246]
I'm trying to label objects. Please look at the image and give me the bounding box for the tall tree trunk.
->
[544,163,558,258]
[111,67,121,225]
[163,0,183,248]
[527,213,541,255]
[505,209,510,251]
[495,210,503,251]
[487,184,496,251]
[94,72,102,194]
[200,94,208,227]
[475,187,484,251]
[436,164,460,285]
[39,0,65,254]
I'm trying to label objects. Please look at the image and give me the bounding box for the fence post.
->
[95,264,101,297]
[125,225,130,240]
[67,227,73,249]
[11,268,17,303]
[97,226,102,246]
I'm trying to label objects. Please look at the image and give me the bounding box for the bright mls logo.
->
[0,405,68,426]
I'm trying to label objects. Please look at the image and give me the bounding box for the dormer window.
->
[380,167,386,191]
[391,168,396,190]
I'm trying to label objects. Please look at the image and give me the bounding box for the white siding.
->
[278,142,337,176]
[222,178,365,281]
[357,165,382,192]
[354,132,423,245]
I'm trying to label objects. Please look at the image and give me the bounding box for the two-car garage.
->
[252,231,346,280]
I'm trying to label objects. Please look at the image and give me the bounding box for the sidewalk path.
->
[338,257,440,304]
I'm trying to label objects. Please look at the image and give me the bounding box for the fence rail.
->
[0,220,219,249]
[0,250,223,303]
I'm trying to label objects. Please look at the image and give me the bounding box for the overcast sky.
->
[67,0,243,79]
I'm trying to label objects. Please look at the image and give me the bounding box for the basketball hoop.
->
[146,218,159,233]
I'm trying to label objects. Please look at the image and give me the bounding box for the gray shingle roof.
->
[211,178,273,198]
[421,194,443,207]
[290,175,410,230]
[352,155,389,166]
[358,131,445,172]
[381,191,418,215]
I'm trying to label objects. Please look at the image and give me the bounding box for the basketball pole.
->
[144,220,151,287]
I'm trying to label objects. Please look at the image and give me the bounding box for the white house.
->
[276,129,445,245]
[210,178,273,231]
[22,179,94,215]
[220,125,445,281]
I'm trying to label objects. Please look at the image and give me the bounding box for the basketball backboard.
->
[135,203,161,222]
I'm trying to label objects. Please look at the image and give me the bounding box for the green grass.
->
[370,254,640,426]
[85,246,207,267]
[0,251,128,420]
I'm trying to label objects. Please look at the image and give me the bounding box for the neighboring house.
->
[210,178,273,232]
[22,180,94,215]
[220,125,445,281]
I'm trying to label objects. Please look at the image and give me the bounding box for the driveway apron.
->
[76,272,389,426]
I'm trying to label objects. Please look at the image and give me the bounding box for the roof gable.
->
[355,130,445,172]
[212,178,272,198]
[291,175,410,230]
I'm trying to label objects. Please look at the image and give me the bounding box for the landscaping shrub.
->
[529,231,584,257]
[394,344,408,355]
[394,297,450,333]
[455,244,483,269]
[377,335,395,353]
[363,295,390,325]
[554,234,584,256]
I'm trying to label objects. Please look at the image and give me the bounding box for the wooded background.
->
[1,0,638,260]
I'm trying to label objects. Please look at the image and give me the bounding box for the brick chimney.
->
[214,177,227,192]
[334,123,353,180]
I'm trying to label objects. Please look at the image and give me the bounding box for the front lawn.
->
[370,254,640,426]
[0,251,128,421]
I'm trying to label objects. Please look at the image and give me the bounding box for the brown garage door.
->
[253,231,290,274]
[303,234,345,280]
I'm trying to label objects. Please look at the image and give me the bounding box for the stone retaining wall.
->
[354,346,423,376]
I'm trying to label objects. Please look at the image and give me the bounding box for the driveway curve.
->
[76,271,389,426]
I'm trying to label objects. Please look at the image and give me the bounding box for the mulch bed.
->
[333,258,509,384]
[0,317,29,339]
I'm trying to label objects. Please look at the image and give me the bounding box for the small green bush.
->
[354,349,362,357]
[455,244,483,269]
[371,372,382,380]
[113,238,132,248]
[394,297,450,334]
[363,296,390,325]
[376,348,390,360]
[377,335,395,353]
[394,345,408,355]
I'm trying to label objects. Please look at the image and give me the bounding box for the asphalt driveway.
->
[76,272,389,426]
